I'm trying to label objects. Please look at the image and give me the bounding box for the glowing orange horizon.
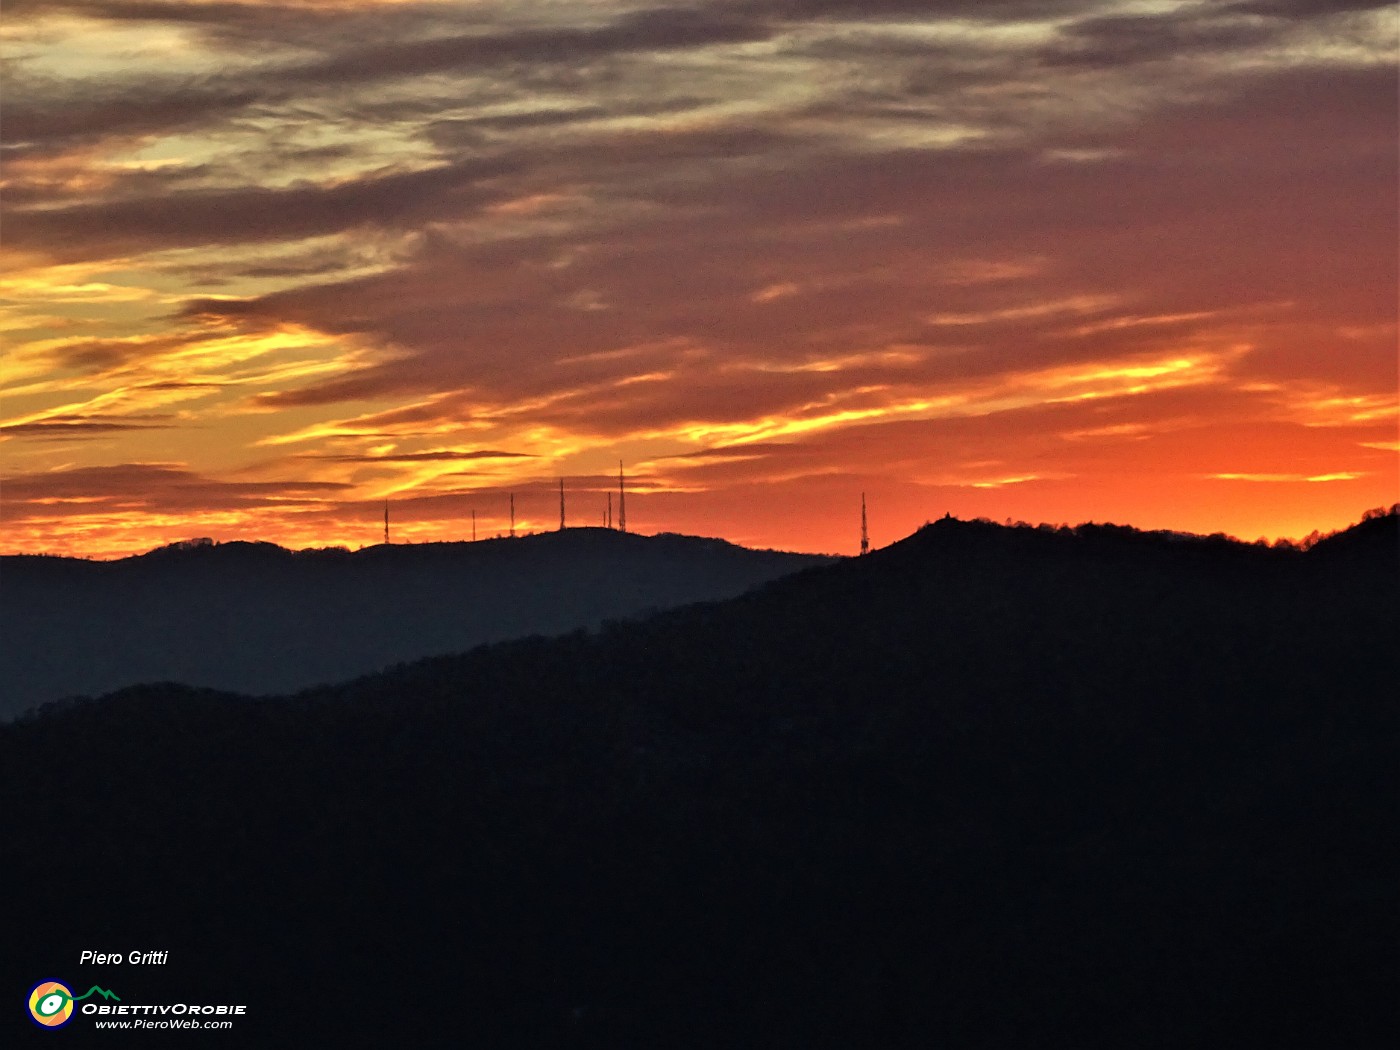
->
[2,3,1395,559]
[3,467,1394,561]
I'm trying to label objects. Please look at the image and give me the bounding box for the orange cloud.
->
[1,0,1393,557]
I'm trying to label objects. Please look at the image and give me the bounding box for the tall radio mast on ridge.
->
[618,461,627,533]
[860,493,869,556]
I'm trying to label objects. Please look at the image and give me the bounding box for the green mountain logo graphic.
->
[74,986,121,1002]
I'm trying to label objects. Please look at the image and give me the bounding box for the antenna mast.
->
[559,478,566,531]
[618,460,627,534]
[384,500,390,545]
[509,493,515,538]
[860,492,869,556]
[607,491,612,529]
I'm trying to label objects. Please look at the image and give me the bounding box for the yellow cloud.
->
[1210,472,1364,483]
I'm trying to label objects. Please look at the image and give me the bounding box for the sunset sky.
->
[2,0,1396,557]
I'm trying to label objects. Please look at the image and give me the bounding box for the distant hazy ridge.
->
[0,528,829,717]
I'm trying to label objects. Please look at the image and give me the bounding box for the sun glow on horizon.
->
[2,0,1394,558]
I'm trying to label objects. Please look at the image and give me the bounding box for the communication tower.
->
[618,461,627,533]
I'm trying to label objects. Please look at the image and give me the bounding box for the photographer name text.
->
[80,949,170,965]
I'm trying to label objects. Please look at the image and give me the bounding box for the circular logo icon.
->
[28,981,75,1028]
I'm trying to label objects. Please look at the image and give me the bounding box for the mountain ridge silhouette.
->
[0,527,830,719]
[3,510,1395,1045]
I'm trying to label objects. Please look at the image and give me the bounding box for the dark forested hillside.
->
[3,512,1396,1047]
[0,529,827,718]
